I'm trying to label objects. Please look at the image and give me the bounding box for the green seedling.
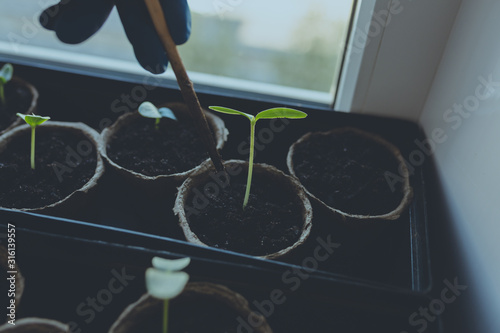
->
[139,101,177,130]
[209,106,307,209]
[146,257,190,333]
[16,113,50,170]
[0,63,13,106]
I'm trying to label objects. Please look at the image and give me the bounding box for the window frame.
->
[335,0,462,121]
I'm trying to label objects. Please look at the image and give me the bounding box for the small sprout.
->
[152,256,191,271]
[16,113,50,170]
[209,106,307,209]
[139,101,177,130]
[0,63,13,106]
[146,270,189,300]
[146,257,191,333]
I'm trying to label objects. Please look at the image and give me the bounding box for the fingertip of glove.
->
[39,5,58,30]
[173,24,191,45]
[55,29,87,45]
[165,0,192,45]
[144,63,168,75]
[137,54,169,74]
[41,0,114,44]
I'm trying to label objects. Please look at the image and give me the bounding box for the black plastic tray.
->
[0,222,441,333]
[1,64,431,296]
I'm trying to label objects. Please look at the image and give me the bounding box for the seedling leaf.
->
[138,101,162,119]
[209,106,254,121]
[0,63,13,85]
[146,269,189,300]
[158,107,177,121]
[139,102,177,131]
[17,113,50,127]
[255,108,307,120]
[152,257,191,271]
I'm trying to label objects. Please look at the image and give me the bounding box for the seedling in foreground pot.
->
[209,106,307,209]
[146,257,190,333]
[16,113,50,170]
[139,101,177,130]
[0,63,13,106]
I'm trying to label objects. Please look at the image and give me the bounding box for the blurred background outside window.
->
[0,0,355,104]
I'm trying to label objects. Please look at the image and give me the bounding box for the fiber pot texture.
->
[174,160,313,260]
[0,318,69,332]
[0,121,105,216]
[0,77,39,136]
[1,246,24,316]
[287,127,413,223]
[100,102,228,193]
[109,282,273,333]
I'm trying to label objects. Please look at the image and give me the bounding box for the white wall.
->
[420,0,500,331]
[337,0,461,121]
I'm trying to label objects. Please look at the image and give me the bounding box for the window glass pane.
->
[0,1,135,61]
[182,0,354,94]
[0,0,355,103]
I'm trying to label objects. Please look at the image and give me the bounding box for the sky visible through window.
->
[0,0,354,95]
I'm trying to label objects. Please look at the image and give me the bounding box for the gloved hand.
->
[39,0,191,74]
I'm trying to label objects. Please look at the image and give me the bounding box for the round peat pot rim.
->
[100,102,229,183]
[0,245,24,307]
[287,126,413,223]
[0,121,105,212]
[109,282,273,333]
[174,159,313,260]
[0,76,39,136]
[0,317,69,332]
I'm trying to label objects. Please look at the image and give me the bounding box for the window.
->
[0,0,355,105]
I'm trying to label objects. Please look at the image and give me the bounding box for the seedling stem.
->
[16,113,50,170]
[209,107,307,209]
[245,118,256,208]
[31,126,36,170]
[163,299,169,333]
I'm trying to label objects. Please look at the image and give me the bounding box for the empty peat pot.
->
[100,102,228,193]
[0,76,39,136]
[0,121,105,216]
[109,282,273,333]
[0,318,69,332]
[174,159,313,260]
[287,127,413,223]
[1,246,24,325]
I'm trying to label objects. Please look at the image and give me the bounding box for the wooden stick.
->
[144,0,225,173]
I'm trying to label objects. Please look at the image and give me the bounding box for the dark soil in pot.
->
[186,168,303,257]
[109,283,272,333]
[128,293,245,333]
[0,77,38,135]
[175,160,312,259]
[102,103,227,182]
[0,130,96,209]
[100,103,227,195]
[288,127,412,220]
[106,116,209,176]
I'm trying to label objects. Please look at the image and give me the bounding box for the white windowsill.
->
[0,41,335,106]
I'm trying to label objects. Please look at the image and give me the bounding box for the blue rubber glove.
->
[39,0,191,74]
